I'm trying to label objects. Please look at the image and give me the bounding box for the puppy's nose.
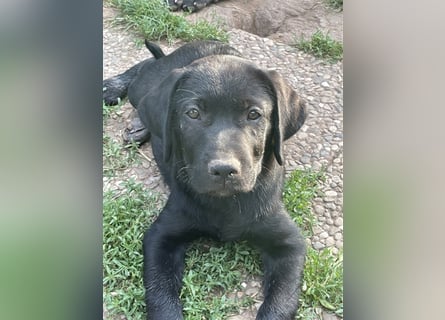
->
[208,160,240,178]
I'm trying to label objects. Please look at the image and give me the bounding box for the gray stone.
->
[313,241,325,250]
[312,225,323,235]
[325,237,335,247]
[312,161,323,170]
[334,217,343,226]
[334,232,342,240]
[245,288,258,296]
[314,205,325,215]
[326,203,336,210]
[335,240,343,249]
[319,231,329,239]
[325,190,338,198]
[329,226,339,235]
[320,96,332,103]
[332,175,342,184]
[322,311,338,320]
[300,156,311,164]
[227,316,244,320]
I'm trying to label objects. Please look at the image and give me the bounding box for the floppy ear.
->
[136,68,187,163]
[266,70,307,166]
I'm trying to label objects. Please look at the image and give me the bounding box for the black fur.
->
[103,41,308,320]
[144,40,165,59]
[167,0,221,12]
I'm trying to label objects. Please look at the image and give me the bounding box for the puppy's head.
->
[140,55,306,197]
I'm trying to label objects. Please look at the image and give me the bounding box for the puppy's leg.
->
[123,114,151,145]
[248,213,306,320]
[143,207,196,320]
[103,60,145,106]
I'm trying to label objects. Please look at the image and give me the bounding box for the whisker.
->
[176,165,191,184]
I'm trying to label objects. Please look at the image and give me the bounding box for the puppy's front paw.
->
[123,116,151,146]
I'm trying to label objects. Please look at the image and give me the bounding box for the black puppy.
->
[103,41,307,320]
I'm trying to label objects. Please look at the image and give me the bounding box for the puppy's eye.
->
[247,110,261,120]
[186,108,200,119]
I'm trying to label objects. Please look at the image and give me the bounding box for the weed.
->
[103,100,124,119]
[326,0,343,11]
[109,0,228,42]
[181,240,261,319]
[284,169,325,237]
[103,134,140,176]
[103,180,164,319]
[298,247,343,319]
[284,169,343,319]
[295,30,343,63]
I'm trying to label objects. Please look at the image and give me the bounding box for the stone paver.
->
[103,4,343,319]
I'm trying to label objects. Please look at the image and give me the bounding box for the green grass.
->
[103,98,141,177]
[181,240,261,319]
[103,134,140,177]
[103,180,163,319]
[109,0,228,42]
[103,100,123,119]
[326,0,343,11]
[295,30,343,63]
[284,169,325,237]
[284,169,343,319]
[299,247,343,319]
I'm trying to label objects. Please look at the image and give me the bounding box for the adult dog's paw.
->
[168,0,217,12]
[166,0,183,11]
[182,0,211,12]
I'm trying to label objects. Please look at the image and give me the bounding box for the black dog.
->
[103,40,307,320]
[167,0,222,12]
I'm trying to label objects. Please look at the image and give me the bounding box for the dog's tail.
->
[145,40,165,59]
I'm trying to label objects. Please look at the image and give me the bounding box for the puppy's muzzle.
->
[208,159,240,179]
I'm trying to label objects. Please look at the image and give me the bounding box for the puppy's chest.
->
[197,203,253,242]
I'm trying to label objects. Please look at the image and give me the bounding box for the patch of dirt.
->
[182,0,343,44]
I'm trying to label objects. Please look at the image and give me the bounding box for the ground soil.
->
[182,0,343,44]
